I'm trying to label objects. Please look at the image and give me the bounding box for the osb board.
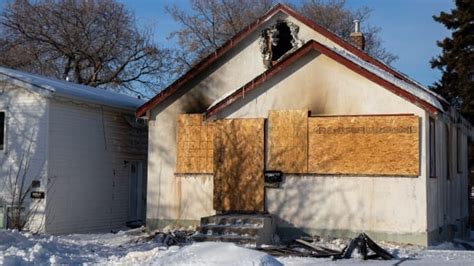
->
[176,114,215,174]
[213,119,265,212]
[267,110,308,173]
[308,115,420,176]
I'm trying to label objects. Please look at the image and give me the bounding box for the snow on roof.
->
[0,66,145,111]
[207,41,444,114]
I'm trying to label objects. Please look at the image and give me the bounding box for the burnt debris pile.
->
[257,233,395,261]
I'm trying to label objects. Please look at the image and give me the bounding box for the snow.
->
[0,66,145,111]
[0,229,279,265]
[0,228,162,265]
[156,242,281,266]
[2,229,474,265]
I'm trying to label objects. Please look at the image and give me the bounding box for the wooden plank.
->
[213,119,265,212]
[307,115,419,176]
[176,114,214,173]
[267,110,308,173]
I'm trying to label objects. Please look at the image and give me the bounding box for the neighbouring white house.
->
[0,67,147,234]
[137,4,474,246]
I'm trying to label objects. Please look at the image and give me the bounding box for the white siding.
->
[46,99,146,234]
[427,119,470,241]
[0,83,49,232]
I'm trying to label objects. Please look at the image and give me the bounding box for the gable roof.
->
[0,66,144,111]
[136,3,447,117]
[205,40,441,118]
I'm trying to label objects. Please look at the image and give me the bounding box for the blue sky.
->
[119,0,454,88]
[0,0,455,87]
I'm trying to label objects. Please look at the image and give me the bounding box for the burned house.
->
[137,4,473,246]
[0,67,147,234]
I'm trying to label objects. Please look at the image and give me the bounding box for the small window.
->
[457,127,462,173]
[429,118,436,178]
[31,180,41,188]
[0,112,5,151]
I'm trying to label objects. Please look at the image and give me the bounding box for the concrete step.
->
[199,224,260,237]
[193,214,275,246]
[201,214,271,227]
[191,233,258,245]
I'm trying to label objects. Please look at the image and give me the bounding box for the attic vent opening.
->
[260,20,303,69]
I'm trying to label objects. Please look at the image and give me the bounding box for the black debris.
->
[154,230,194,246]
[334,233,394,260]
[257,232,394,261]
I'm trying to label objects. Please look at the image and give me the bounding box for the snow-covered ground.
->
[1,229,474,265]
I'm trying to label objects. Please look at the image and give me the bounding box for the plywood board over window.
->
[308,115,420,176]
[267,110,308,173]
[176,114,214,174]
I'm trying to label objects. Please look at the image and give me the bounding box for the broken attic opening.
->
[260,20,302,68]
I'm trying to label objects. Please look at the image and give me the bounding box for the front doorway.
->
[213,119,265,213]
[129,161,146,224]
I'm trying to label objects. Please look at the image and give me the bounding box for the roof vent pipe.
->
[354,19,360,33]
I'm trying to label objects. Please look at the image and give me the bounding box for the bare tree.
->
[167,0,274,72]
[1,144,43,231]
[297,0,397,65]
[167,0,397,74]
[0,0,173,97]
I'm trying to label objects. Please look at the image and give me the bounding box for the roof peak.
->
[205,40,441,118]
[136,3,447,117]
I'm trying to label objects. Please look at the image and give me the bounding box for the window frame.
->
[429,117,436,178]
[446,123,451,180]
[0,110,6,153]
[0,205,5,229]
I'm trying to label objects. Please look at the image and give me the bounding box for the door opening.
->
[129,161,146,226]
[213,119,265,213]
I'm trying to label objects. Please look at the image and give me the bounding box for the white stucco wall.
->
[143,12,467,244]
[212,52,429,242]
[0,82,49,232]
[146,16,277,225]
[146,50,433,244]
[147,103,215,225]
[144,12,471,245]
[145,11,365,227]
